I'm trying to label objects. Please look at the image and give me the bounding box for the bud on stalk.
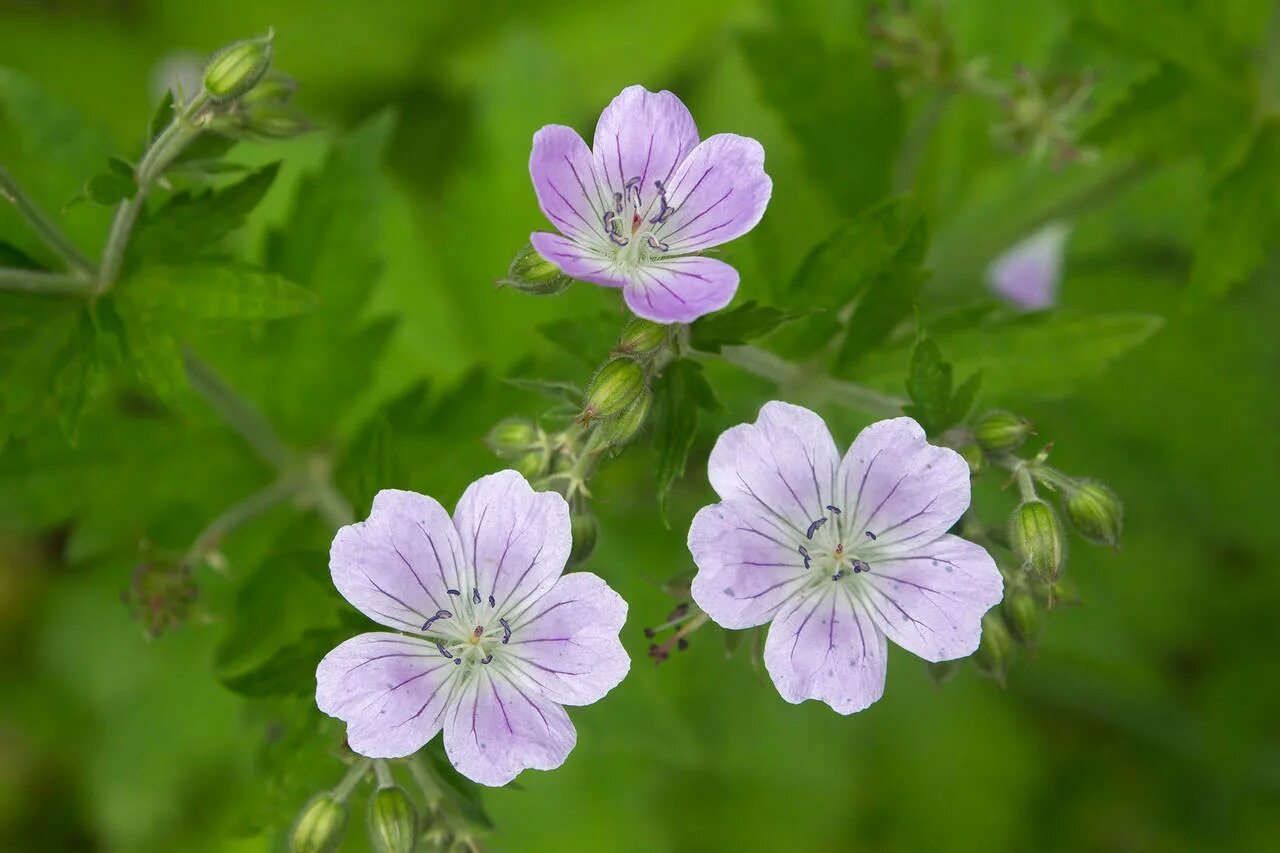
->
[615,317,669,357]
[568,512,599,567]
[973,410,1033,452]
[203,31,274,102]
[579,358,646,424]
[1010,499,1064,581]
[973,612,1014,684]
[1065,479,1123,549]
[499,244,572,295]
[486,418,540,458]
[289,793,348,853]
[1003,587,1041,645]
[367,785,418,853]
[598,389,652,446]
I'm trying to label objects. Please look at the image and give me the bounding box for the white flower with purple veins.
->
[315,471,630,786]
[688,403,1004,714]
[528,85,772,324]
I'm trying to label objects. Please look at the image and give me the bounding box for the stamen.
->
[613,191,624,213]
[798,545,811,570]
[488,594,496,608]
[624,176,642,208]
[865,530,877,541]
[806,517,827,539]
[603,210,616,232]
[645,235,669,252]
[481,654,494,664]
[609,232,630,247]
[851,559,870,574]
[419,609,452,631]
[453,658,462,665]
[447,588,461,597]
[832,569,844,581]
[826,505,843,515]
[435,640,453,659]
[499,617,512,644]
[471,588,481,605]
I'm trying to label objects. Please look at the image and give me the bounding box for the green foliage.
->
[651,359,719,520]
[902,331,981,435]
[688,301,799,353]
[67,157,137,207]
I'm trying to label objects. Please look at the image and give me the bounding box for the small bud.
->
[512,450,546,480]
[597,388,653,447]
[580,358,646,423]
[959,443,983,477]
[289,793,348,853]
[1002,587,1041,646]
[367,785,417,853]
[486,418,540,458]
[568,513,598,567]
[973,612,1014,684]
[499,244,572,295]
[1010,499,1064,581]
[973,410,1034,452]
[1065,479,1123,549]
[203,31,274,102]
[615,317,669,357]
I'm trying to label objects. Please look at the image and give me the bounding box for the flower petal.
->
[706,401,841,537]
[530,124,611,248]
[592,85,700,204]
[652,133,772,253]
[452,470,571,618]
[856,534,1004,663]
[506,572,630,706]
[763,585,887,714]
[987,222,1070,311]
[838,417,971,552]
[330,490,467,633]
[316,632,459,758]
[623,255,739,324]
[529,231,627,288]
[688,501,810,629]
[444,668,577,786]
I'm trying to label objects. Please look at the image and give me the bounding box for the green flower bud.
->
[512,450,546,480]
[486,418,540,458]
[959,443,983,477]
[580,358,646,424]
[598,388,653,447]
[1010,499,1064,581]
[203,31,274,102]
[615,317,669,357]
[568,513,599,567]
[973,612,1014,684]
[1065,479,1123,549]
[367,785,417,853]
[289,793,348,853]
[973,410,1034,453]
[499,244,572,295]
[240,105,313,140]
[1003,587,1041,645]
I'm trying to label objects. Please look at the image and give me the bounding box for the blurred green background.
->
[1,0,1278,851]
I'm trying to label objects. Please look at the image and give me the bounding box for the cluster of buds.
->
[990,66,1096,166]
[122,560,198,638]
[201,31,312,140]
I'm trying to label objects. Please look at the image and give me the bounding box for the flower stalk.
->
[0,165,96,278]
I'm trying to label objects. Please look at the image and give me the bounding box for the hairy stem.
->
[331,758,371,801]
[182,347,294,471]
[373,759,396,789]
[180,477,298,570]
[713,345,906,417]
[0,166,96,278]
[0,267,97,296]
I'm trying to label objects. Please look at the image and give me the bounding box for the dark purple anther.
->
[806,517,827,539]
[645,235,669,252]
[613,191,624,213]
[481,654,494,665]
[625,176,642,208]
[603,210,616,232]
[609,232,630,247]
[488,594,496,608]
[832,569,844,581]
[826,505,842,515]
[865,530,877,541]
[798,545,811,570]
[453,658,462,665]
[447,588,461,597]
[852,559,870,574]
[435,640,453,659]
[472,588,481,604]
[420,608,452,631]
[499,617,512,644]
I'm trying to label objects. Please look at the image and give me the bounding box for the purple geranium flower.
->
[528,85,772,324]
[986,221,1071,311]
[315,471,630,786]
[688,403,1004,714]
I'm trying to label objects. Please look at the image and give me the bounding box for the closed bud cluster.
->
[1065,479,1123,549]
[1010,499,1064,581]
[991,66,1095,166]
[973,410,1033,452]
[367,785,418,853]
[289,793,348,853]
[499,244,572,295]
[203,31,274,102]
[579,358,646,424]
[598,388,652,447]
[973,612,1014,684]
[614,317,669,358]
[568,512,599,567]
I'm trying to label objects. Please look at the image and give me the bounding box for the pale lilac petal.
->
[763,585,887,714]
[837,417,970,553]
[592,85,699,203]
[622,255,739,324]
[530,124,612,249]
[688,501,810,629]
[452,470,571,618]
[857,534,1004,663]
[529,231,627,288]
[987,222,1070,311]
[706,401,841,536]
[330,490,467,633]
[652,133,772,253]
[316,632,459,758]
[505,572,630,706]
[443,669,577,786]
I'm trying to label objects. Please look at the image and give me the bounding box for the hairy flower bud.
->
[568,512,599,567]
[499,244,572,295]
[367,785,417,853]
[1003,587,1041,645]
[580,358,646,423]
[973,612,1014,684]
[615,317,669,357]
[486,418,540,458]
[1065,479,1123,549]
[1010,499,1064,580]
[973,410,1033,452]
[959,443,983,477]
[512,450,546,480]
[598,388,652,447]
[289,793,348,853]
[203,31,274,102]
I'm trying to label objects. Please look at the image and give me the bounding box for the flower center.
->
[600,176,677,268]
[797,504,877,586]
[417,586,514,668]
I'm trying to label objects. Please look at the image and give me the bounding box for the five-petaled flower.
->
[315,471,630,786]
[528,84,772,324]
[687,403,1004,714]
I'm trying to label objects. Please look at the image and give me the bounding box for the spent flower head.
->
[315,471,630,786]
[528,85,772,324]
[688,403,1004,713]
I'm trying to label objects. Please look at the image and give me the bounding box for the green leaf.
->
[537,313,618,365]
[219,627,348,697]
[689,301,800,353]
[423,741,495,826]
[122,264,315,321]
[0,294,97,446]
[651,359,711,520]
[902,333,977,435]
[67,157,137,208]
[504,377,583,405]
[1188,120,1280,303]
[118,308,186,402]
